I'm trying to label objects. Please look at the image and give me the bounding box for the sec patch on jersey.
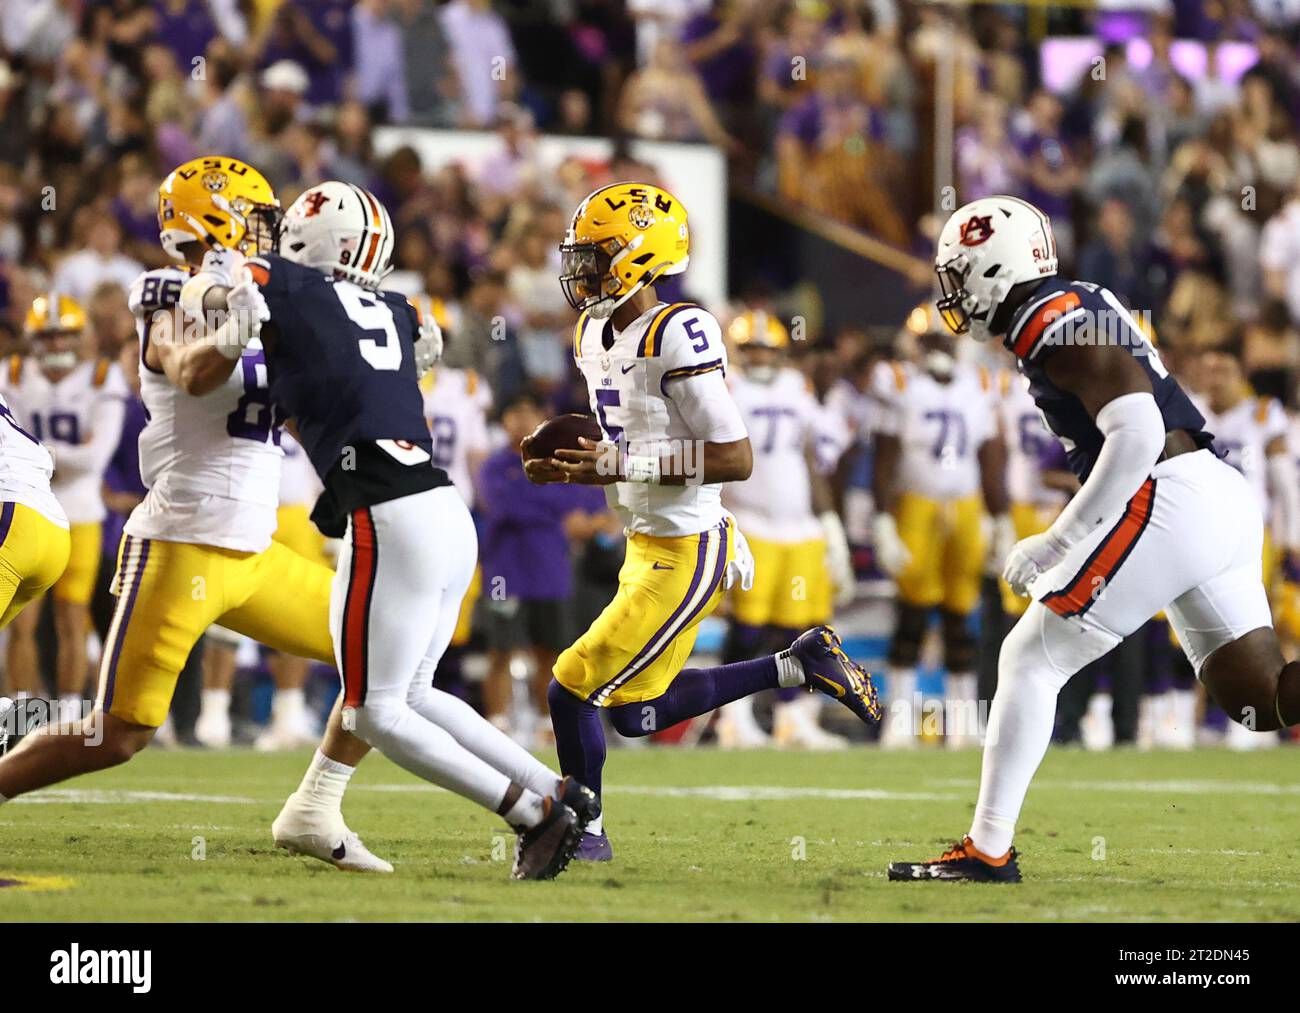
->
[522,413,603,460]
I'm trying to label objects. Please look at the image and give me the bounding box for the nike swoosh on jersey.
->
[652,562,674,571]
[621,363,637,374]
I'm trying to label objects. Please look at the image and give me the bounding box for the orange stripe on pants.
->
[343,508,377,707]
[1042,479,1155,618]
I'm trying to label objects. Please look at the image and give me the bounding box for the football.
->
[522,413,603,460]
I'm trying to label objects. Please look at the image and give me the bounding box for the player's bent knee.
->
[1200,629,1288,731]
[887,604,929,667]
[607,701,655,738]
[997,608,1071,696]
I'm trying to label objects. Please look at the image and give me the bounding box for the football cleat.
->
[512,797,583,881]
[272,798,394,873]
[887,836,1022,883]
[789,626,882,724]
[574,831,614,862]
[556,776,601,830]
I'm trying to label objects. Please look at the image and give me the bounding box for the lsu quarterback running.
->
[526,182,881,861]
[890,195,1300,883]
[0,158,388,873]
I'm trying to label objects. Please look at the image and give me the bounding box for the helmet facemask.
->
[935,250,1005,343]
[559,235,631,318]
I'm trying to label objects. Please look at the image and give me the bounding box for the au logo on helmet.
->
[959,215,994,247]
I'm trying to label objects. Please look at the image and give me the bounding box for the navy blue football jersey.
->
[247,254,449,532]
[1003,278,1212,481]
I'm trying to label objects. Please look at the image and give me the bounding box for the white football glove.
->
[987,513,1017,577]
[871,512,911,577]
[819,510,856,607]
[226,270,270,342]
[723,519,755,591]
[413,315,444,378]
[179,247,246,320]
[1002,528,1070,597]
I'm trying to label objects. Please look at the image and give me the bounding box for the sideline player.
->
[0,389,70,701]
[530,182,881,861]
[717,310,856,749]
[0,159,386,873]
[891,195,1300,882]
[870,318,1010,748]
[2,295,126,721]
[235,180,596,879]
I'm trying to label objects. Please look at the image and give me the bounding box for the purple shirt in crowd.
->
[477,445,606,602]
[101,393,148,553]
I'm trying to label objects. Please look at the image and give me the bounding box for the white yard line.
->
[930,778,1300,795]
[13,789,257,805]
[354,783,957,802]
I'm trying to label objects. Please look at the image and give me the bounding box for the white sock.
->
[273,687,306,726]
[586,813,603,836]
[200,688,230,719]
[500,785,546,829]
[945,672,978,738]
[774,650,805,688]
[407,681,562,800]
[352,699,525,817]
[293,749,355,816]
[887,667,917,733]
[968,613,1084,856]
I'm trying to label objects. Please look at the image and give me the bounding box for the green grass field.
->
[2,744,1298,921]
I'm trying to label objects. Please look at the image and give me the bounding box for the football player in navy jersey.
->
[189,181,597,880]
[889,195,1300,883]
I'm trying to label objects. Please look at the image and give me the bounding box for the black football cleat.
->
[511,797,583,881]
[887,836,1022,883]
[789,626,882,724]
[556,776,601,830]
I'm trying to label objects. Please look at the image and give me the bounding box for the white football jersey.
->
[420,366,491,508]
[0,390,67,527]
[573,302,747,537]
[0,355,128,524]
[872,360,995,501]
[1193,392,1288,518]
[278,430,322,509]
[724,367,824,542]
[125,266,283,552]
[998,368,1064,507]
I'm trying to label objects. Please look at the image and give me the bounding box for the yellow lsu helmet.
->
[25,292,86,336]
[559,181,689,318]
[157,155,281,260]
[728,310,790,350]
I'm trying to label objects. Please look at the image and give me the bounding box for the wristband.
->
[622,452,661,484]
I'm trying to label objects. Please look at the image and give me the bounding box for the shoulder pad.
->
[638,302,705,359]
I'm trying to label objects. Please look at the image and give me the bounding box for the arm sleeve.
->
[667,368,748,443]
[1048,391,1165,548]
[53,394,126,477]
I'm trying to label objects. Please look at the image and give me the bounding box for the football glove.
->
[1002,527,1070,597]
[413,315,443,378]
[871,512,911,578]
[820,510,856,607]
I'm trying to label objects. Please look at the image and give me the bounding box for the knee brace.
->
[887,604,930,667]
[940,608,977,673]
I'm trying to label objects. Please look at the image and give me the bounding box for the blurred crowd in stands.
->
[3,2,1300,398]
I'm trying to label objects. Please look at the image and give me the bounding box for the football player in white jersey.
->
[0,388,70,727]
[870,318,1011,748]
[414,301,492,669]
[527,182,881,860]
[716,310,856,749]
[1191,338,1300,749]
[1,294,127,723]
[0,157,389,873]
